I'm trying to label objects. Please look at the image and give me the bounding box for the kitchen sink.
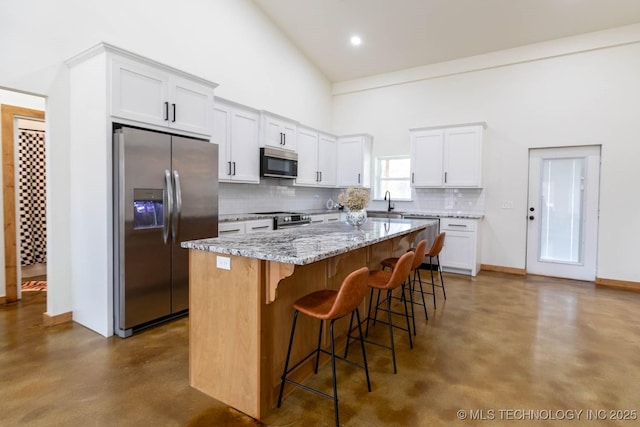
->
[366,210,404,219]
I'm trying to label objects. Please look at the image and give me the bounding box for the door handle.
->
[163,170,173,244]
[172,170,182,240]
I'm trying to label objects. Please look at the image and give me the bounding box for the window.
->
[375,156,412,200]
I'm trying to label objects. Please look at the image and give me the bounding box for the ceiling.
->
[252,0,640,82]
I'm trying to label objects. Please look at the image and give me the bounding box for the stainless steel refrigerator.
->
[113,125,218,337]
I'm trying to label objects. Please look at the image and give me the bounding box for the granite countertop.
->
[182,218,437,265]
[399,211,485,219]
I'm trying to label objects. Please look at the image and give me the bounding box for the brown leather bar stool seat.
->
[347,251,415,374]
[420,232,447,308]
[277,267,371,427]
[379,239,430,333]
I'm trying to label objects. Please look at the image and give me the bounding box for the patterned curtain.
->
[18,129,47,266]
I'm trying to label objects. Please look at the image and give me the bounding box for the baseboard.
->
[595,277,640,292]
[42,311,73,326]
[481,264,526,275]
[0,295,5,304]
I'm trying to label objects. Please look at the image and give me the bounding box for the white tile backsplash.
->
[219,180,340,214]
[367,187,485,215]
[221,181,484,216]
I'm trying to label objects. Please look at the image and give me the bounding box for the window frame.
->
[374,155,412,201]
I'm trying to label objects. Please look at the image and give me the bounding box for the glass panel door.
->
[539,158,584,264]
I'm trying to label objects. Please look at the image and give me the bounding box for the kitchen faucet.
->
[384,191,394,212]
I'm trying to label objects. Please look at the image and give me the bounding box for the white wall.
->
[0,89,46,298]
[332,28,640,282]
[0,0,331,332]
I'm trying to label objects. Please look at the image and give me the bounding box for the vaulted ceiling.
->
[253,0,640,82]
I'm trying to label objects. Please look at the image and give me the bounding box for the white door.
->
[526,146,600,281]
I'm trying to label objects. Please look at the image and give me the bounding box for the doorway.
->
[526,146,601,281]
[2,104,46,303]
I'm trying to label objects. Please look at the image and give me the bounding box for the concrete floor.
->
[1,271,639,426]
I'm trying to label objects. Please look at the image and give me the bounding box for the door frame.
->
[1,104,45,303]
[525,145,601,281]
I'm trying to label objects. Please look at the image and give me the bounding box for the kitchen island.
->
[181,218,437,419]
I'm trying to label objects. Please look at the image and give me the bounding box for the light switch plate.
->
[216,256,231,270]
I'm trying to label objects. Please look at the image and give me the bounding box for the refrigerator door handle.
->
[163,170,173,244]
[172,170,182,240]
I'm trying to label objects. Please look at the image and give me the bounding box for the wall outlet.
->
[501,201,514,209]
[216,256,231,270]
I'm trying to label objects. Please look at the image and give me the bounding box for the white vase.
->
[345,209,367,227]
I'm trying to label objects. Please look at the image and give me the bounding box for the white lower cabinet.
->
[439,218,481,276]
[244,219,273,233]
[309,213,341,225]
[218,222,245,236]
[218,219,274,236]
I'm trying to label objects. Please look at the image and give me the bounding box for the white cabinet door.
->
[440,231,474,270]
[111,56,215,135]
[337,135,372,187]
[324,213,340,223]
[214,103,232,180]
[318,134,337,187]
[215,100,260,183]
[410,124,484,188]
[309,215,325,225]
[296,127,320,185]
[439,218,480,276]
[443,126,482,187]
[112,57,169,127]
[169,76,214,135]
[262,113,297,151]
[244,219,273,233]
[219,222,245,235]
[410,129,444,187]
[230,108,260,183]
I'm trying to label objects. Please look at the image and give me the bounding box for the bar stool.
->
[380,239,429,333]
[421,232,447,308]
[348,251,414,374]
[277,267,371,427]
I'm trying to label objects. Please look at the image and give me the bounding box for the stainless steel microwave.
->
[260,147,298,179]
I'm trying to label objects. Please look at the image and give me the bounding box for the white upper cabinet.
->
[111,55,215,135]
[410,123,485,188]
[261,112,297,151]
[214,99,260,183]
[337,134,373,188]
[296,127,337,187]
[317,133,337,187]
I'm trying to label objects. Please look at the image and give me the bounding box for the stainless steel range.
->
[253,211,311,229]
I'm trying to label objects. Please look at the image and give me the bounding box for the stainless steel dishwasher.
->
[401,214,440,269]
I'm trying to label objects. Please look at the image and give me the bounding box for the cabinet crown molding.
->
[65,42,218,89]
[409,122,487,132]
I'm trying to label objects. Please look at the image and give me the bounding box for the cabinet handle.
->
[358,173,361,184]
[172,103,176,122]
[220,229,241,234]
[447,223,467,228]
[316,171,319,182]
[444,171,447,183]
[232,161,236,176]
[412,172,415,183]
[164,102,169,121]
[319,171,322,182]
[227,161,232,176]
[280,132,284,145]
[251,225,270,230]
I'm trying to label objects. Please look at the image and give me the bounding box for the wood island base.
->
[188,231,419,419]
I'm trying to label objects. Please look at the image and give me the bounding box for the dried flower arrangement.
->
[337,187,370,211]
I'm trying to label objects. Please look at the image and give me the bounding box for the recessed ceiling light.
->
[350,35,362,46]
